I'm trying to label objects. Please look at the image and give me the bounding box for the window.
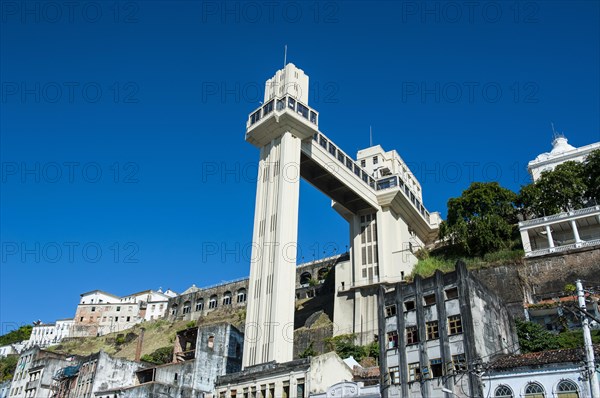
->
[406,326,419,345]
[404,300,415,311]
[297,103,309,119]
[207,335,214,349]
[237,289,247,303]
[328,143,336,156]
[282,383,289,398]
[452,354,466,372]
[445,287,459,300]
[385,304,397,318]
[183,301,191,314]
[287,97,296,110]
[297,379,305,398]
[389,366,400,384]
[116,306,121,312]
[91,307,96,312]
[300,272,312,285]
[387,331,398,349]
[430,358,443,377]
[424,294,436,306]
[494,385,514,398]
[373,156,378,164]
[195,299,204,311]
[209,295,218,309]
[361,159,366,167]
[524,383,545,398]
[426,321,439,340]
[223,292,232,306]
[268,384,274,398]
[408,362,420,382]
[126,316,130,322]
[448,315,463,335]
[556,380,579,398]
[171,304,178,315]
[80,317,84,322]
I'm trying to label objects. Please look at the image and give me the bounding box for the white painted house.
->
[484,346,598,398]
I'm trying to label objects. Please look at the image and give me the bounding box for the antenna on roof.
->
[369,126,373,147]
[551,122,565,141]
[283,45,287,67]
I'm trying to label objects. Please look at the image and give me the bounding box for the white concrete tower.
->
[243,64,315,367]
[243,63,441,366]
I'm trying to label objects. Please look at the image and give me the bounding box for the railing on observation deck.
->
[247,95,318,129]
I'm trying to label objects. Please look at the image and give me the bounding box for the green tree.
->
[583,149,600,202]
[519,161,587,217]
[0,355,18,382]
[440,182,517,256]
[515,320,560,353]
[0,325,32,346]
[325,334,367,361]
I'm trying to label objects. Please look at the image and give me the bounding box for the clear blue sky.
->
[1,1,599,332]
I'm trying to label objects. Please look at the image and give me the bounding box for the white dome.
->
[550,136,576,155]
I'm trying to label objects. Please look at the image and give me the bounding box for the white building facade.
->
[73,289,176,337]
[25,319,74,349]
[520,135,600,257]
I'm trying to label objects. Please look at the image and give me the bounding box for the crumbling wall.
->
[471,246,600,318]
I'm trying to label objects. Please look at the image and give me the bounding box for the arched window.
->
[208,335,214,349]
[524,382,545,398]
[195,298,204,311]
[237,289,247,303]
[300,272,312,285]
[170,304,178,316]
[182,301,191,314]
[494,385,513,398]
[556,380,579,398]
[317,268,328,280]
[209,295,218,309]
[223,291,232,306]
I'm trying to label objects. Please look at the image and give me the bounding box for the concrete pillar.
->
[571,220,582,243]
[243,132,301,367]
[520,229,532,253]
[545,225,555,248]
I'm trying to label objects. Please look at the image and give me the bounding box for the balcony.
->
[246,96,318,130]
[519,205,600,257]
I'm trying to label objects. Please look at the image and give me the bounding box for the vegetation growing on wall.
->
[324,334,379,362]
[140,346,174,365]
